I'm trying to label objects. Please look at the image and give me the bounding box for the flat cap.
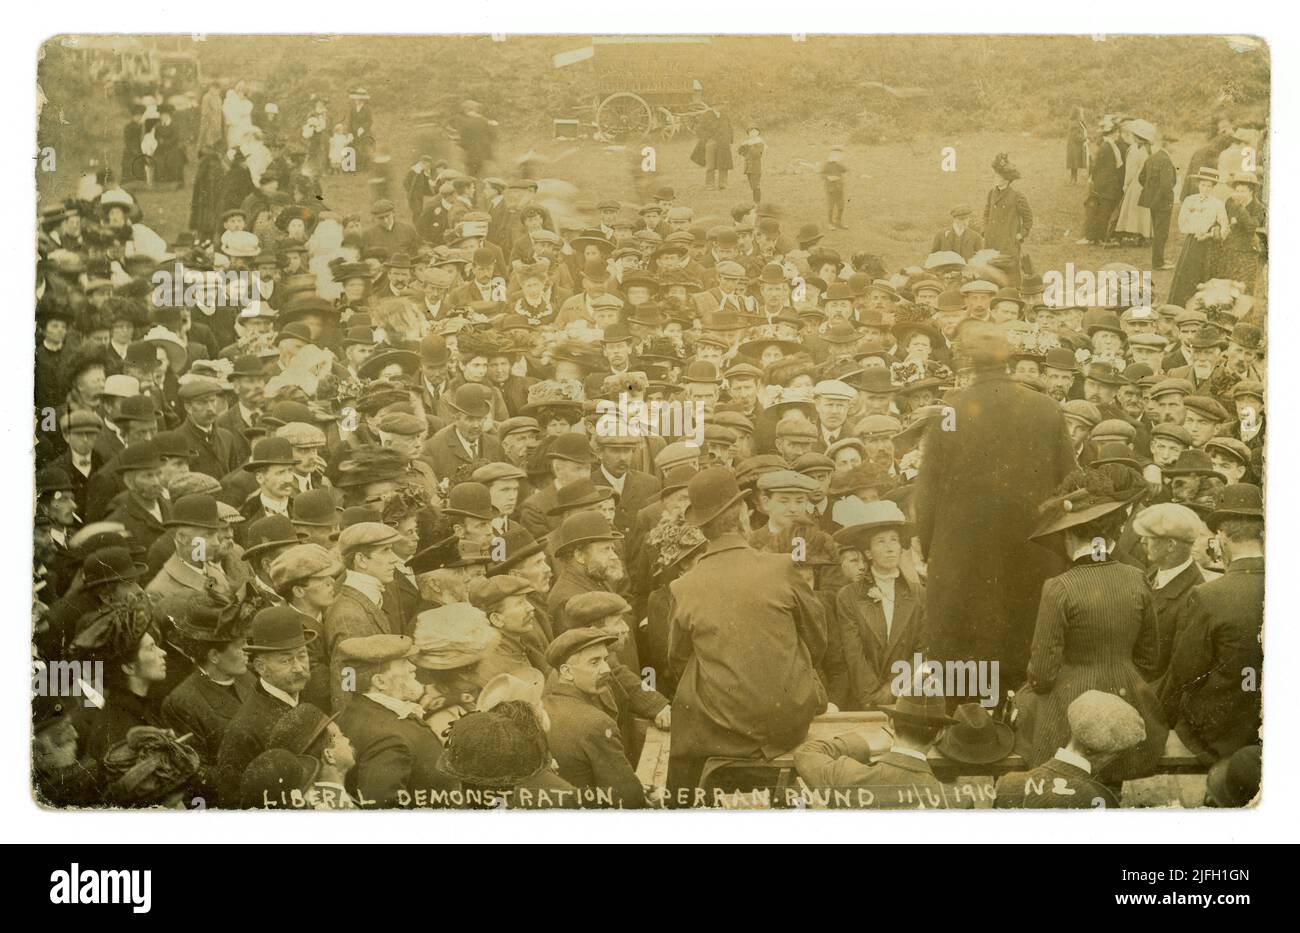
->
[498,416,541,438]
[467,574,534,611]
[412,604,500,670]
[1183,395,1230,422]
[61,410,105,434]
[276,421,326,447]
[178,376,227,400]
[269,543,343,592]
[472,462,527,484]
[337,633,417,666]
[757,469,821,494]
[1231,379,1264,400]
[792,452,836,475]
[714,260,746,278]
[337,521,405,556]
[376,411,427,436]
[1150,423,1193,445]
[814,379,858,401]
[775,418,819,440]
[853,414,903,437]
[1127,332,1169,349]
[545,627,619,668]
[1130,503,1206,543]
[564,591,632,627]
[1062,399,1103,426]
[1205,436,1252,465]
[1067,690,1147,755]
[1091,418,1137,443]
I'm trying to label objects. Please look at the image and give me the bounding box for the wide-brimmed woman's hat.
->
[832,499,912,550]
[1029,481,1138,542]
[936,703,1015,764]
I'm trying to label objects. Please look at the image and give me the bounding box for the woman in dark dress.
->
[1210,171,1267,294]
[1019,465,1168,783]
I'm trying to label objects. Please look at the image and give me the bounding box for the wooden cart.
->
[555,36,714,142]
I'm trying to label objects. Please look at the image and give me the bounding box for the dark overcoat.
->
[914,373,1076,680]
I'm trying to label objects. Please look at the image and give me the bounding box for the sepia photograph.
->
[28,29,1269,820]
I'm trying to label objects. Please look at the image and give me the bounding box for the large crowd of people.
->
[31,82,1265,810]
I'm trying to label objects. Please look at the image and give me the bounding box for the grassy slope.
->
[37,35,1270,298]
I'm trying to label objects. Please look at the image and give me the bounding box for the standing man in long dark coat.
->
[1138,129,1179,271]
[914,324,1077,707]
[983,154,1032,286]
[1080,116,1126,245]
[453,100,496,178]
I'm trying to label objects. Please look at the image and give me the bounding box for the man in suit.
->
[215,608,315,806]
[667,468,826,796]
[145,494,240,615]
[177,377,242,483]
[362,199,420,256]
[53,410,104,518]
[323,522,406,712]
[334,633,459,807]
[1131,503,1206,680]
[793,692,969,809]
[1138,130,1179,270]
[215,354,267,465]
[161,598,256,764]
[105,441,172,553]
[590,434,661,534]
[1161,485,1264,764]
[915,324,1076,700]
[994,690,1148,809]
[423,384,504,482]
[542,628,649,808]
[546,511,627,635]
[518,434,594,540]
[1080,116,1126,245]
[929,205,984,259]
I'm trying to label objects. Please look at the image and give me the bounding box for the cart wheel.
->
[597,92,654,142]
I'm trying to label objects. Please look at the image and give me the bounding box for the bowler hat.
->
[245,606,317,652]
[243,515,309,559]
[552,510,623,555]
[548,478,615,516]
[242,436,297,472]
[684,466,750,527]
[82,546,149,588]
[163,494,223,531]
[546,433,594,464]
[268,703,340,757]
[486,525,549,576]
[444,482,495,521]
[448,383,493,418]
[1207,483,1263,531]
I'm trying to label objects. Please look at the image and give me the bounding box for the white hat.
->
[102,374,141,399]
[814,379,858,401]
[221,230,261,258]
[1130,503,1206,544]
[1067,690,1146,755]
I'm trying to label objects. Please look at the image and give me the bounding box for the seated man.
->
[541,628,649,809]
[793,690,969,809]
[994,690,1146,810]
